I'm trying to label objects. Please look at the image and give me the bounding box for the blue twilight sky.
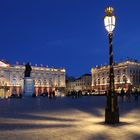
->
[0,0,140,77]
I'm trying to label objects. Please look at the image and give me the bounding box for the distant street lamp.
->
[104,6,119,124]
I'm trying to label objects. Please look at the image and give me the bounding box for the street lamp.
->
[104,6,119,124]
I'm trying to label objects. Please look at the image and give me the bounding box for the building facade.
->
[66,74,92,91]
[91,60,140,93]
[0,60,66,98]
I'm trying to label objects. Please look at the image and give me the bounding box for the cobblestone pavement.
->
[0,96,140,140]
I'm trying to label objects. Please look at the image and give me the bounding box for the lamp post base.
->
[105,108,119,124]
[105,94,119,124]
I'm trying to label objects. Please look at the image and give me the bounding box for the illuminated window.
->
[12,78,17,85]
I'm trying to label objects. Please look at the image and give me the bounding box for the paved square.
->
[0,96,140,140]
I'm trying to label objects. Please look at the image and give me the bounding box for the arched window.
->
[38,80,41,85]
[97,79,100,85]
[107,77,109,83]
[117,76,120,83]
[94,80,96,85]
[44,79,46,85]
[12,78,17,85]
[102,78,105,84]
[122,75,127,83]
[123,69,126,73]
[117,70,120,74]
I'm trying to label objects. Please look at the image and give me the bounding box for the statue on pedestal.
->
[24,62,32,77]
[24,62,34,96]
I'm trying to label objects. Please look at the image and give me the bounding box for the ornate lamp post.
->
[104,7,119,124]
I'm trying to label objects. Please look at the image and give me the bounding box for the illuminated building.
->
[0,60,66,98]
[66,74,92,91]
[91,60,140,93]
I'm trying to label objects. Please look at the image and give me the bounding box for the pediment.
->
[0,61,10,67]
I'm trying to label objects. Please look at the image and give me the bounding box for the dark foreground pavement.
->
[0,96,140,140]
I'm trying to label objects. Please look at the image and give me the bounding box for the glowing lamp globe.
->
[104,7,116,33]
